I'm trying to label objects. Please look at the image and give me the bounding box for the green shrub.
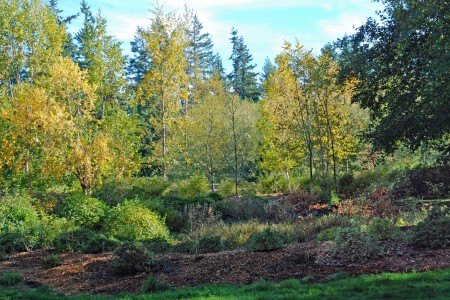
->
[105,200,169,241]
[140,275,172,293]
[197,235,224,254]
[0,232,26,254]
[411,206,450,249]
[172,240,196,254]
[43,254,61,268]
[246,228,285,252]
[142,238,173,254]
[56,194,108,228]
[53,229,119,253]
[111,243,154,275]
[0,194,41,251]
[332,228,383,262]
[0,272,23,287]
[39,215,77,248]
[300,276,315,283]
[218,180,236,198]
[368,218,399,240]
[295,214,354,242]
[316,227,341,241]
[176,175,210,199]
[212,198,267,222]
[95,177,170,206]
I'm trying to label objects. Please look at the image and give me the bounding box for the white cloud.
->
[319,13,365,37]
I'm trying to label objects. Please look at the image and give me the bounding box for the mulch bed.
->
[0,241,449,295]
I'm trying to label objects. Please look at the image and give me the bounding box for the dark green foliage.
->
[172,240,196,254]
[111,243,154,275]
[140,275,172,293]
[0,232,26,254]
[197,235,224,254]
[332,228,383,262]
[142,238,172,254]
[53,229,119,253]
[336,0,450,152]
[43,254,61,268]
[411,206,450,249]
[55,194,108,228]
[368,218,399,240]
[392,166,450,200]
[246,228,285,252]
[212,198,267,222]
[95,177,170,206]
[0,272,23,287]
[228,28,260,101]
[316,227,341,242]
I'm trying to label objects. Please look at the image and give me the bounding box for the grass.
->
[1,269,449,299]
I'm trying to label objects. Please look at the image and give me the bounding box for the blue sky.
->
[58,0,383,73]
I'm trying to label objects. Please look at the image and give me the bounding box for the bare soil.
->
[1,240,449,295]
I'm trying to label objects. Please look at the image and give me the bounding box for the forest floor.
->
[0,240,449,295]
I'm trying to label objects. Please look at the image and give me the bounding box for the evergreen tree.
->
[127,27,151,87]
[227,28,260,101]
[74,0,128,119]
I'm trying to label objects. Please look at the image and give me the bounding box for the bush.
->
[316,227,341,241]
[56,194,108,228]
[140,275,172,293]
[212,198,267,222]
[43,254,61,268]
[172,240,196,254]
[295,214,354,242]
[0,272,23,287]
[332,228,383,262]
[95,177,170,206]
[218,180,236,198]
[0,194,41,252]
[142,238,173,254]
[0,232,26,254]
[105,200,169,241]
[411,206,450,249]
[368,218,399,240]
[172,175,210,199]
[246,228,285,252]
[39,215,77,248]
[197,235,224,254]
[111,243,154,275]
[53,229,119,253]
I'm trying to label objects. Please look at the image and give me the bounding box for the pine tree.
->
[74,0,128,119]
[228,28,260,101]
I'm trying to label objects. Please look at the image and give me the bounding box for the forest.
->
[0,0,449,299]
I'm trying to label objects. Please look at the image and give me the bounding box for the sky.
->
[58,0,383,73]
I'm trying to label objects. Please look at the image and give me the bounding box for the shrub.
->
[0,272,23,287]
[105,200,169,241]
[56,194,108,228]
[278,278,301,290]
[281,190,319,214]
[316,227,341,241]
[176,175,210,199]
[142,238,173,254]
[172,240,196,254]
[411,206,450,249]
[212,198,267,222]
[326,272,350,281]
[111,243,154,275]
[43,254,61,268]
[332,228,383,262]
[95,177,170,206]
[246,228,285,252]
[39,215,77,248]
[197,235,224,254]
[218,180,236,198]
[295,214,354,242]
[0,232,26,254]
[367,218,399,240]
[53,228,119,253]
[0,194,41,252]
[140,275,172,293]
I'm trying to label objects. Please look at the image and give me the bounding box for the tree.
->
[228,28,260,101]
[335,0,450,153]
[137,5,188,179]
[74,0,128,119]
[0,0,66,96]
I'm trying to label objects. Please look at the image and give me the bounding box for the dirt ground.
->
[0,241,449,295]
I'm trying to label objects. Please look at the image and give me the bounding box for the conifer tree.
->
[228,28,260,101]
